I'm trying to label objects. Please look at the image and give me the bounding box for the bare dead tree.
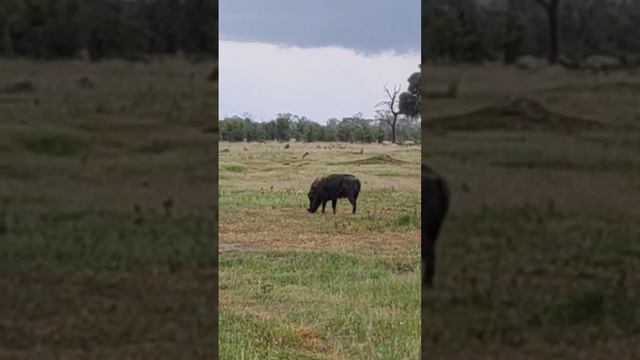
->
[531,0,561,64]
[376,85,402,144]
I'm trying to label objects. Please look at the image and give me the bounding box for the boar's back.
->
[314,174,360,197]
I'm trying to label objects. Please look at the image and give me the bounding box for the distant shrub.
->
[137,140,173,154]
[224,164,247,173]
[18,134,89,157]
[394,214,418,227]
[1,80,36,94]
[552,289,605,325]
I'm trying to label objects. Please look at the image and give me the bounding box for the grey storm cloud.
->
[220,0,420,54]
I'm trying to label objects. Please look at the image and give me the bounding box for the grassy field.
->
[218,142,421,359]
[0,59,218,359]
[422,64,640,359]
[4,57,639,359]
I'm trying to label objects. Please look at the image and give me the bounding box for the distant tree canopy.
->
[219,113,420,144]
[422,0,640,64]
[399,66,421,117]
[222,66,423,144]
[0,0,217,60]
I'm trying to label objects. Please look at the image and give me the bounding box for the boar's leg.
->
[348,196,357,214]
[423,240,436,288]
[321,200,327,213]
[331,199,337,214]
[424,210,442,288]
[422,165,450,289]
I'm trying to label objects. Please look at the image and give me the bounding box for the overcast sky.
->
[219,0,420,123]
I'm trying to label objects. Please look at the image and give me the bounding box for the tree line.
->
[221,67,422,144]
[422,0,640,64]
[0,0,217,61]
[219,113,420,144]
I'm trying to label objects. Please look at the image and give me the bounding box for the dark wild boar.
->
[422,164,450,289]
[307,174,361,214]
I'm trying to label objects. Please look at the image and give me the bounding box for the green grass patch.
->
[0,209,216,269]
[220,188,419,211]
[220,251,420,359]
[220,188,304,209]
[220,310,322,360]
[393,213,419,228]
[427,206,640,347]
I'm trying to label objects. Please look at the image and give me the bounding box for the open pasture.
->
[219,141,422,359]
[423,64,640,359]
[0,59,218,359]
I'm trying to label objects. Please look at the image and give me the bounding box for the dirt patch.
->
[295,326,327,352]
[220,227,419,256]
[334,154,410,166]
[391,262,416,275]
[425,97,605,133]
[219,243,240,251]
[538,81,640,94]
